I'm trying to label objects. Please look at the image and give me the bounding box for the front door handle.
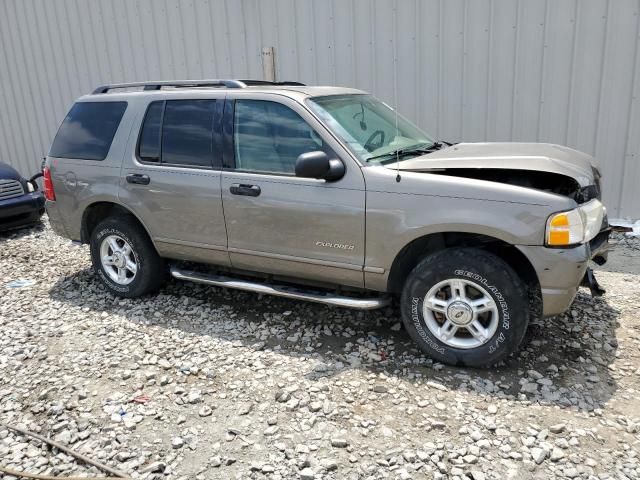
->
[126,173,150,185]
[230,183,261,197]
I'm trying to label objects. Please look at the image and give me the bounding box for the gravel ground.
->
[1,218,640,480]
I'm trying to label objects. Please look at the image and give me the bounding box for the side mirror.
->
[295,151,345,181]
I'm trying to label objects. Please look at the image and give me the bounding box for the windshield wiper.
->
[366,141,444,163]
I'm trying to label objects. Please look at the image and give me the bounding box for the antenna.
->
[393,9,401,183]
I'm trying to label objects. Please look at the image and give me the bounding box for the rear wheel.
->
[400,248,529,367]
[89,216,166,297]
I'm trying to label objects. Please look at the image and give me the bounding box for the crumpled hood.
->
[396,142,596,187]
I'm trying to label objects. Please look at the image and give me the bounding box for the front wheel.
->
[89,216,166,297]
[400,248,529,367]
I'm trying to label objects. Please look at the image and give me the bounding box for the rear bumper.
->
[0,192,45,230]
[517,228,610,317]
[44,200,71,238]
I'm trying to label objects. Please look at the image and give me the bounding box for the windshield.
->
[307,94,434,164]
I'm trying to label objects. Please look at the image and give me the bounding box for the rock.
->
[140,461,166,473]
[171,437,184,449]
[470,471,486,480]
[550,448,565,462]
[52,421,69,432]
[564,467,579,478]
[115,451,133,462]
[275,390,291,402]
[402,450,416,463]
[549,423,566,434]
[330,438,348,448]
[373,385,388,393]
[320,459,338,471]
[54,431,71,444]
[187,389,202,404]
[531,447,547,464]
[300,467,315,480]
[199,405,212,417]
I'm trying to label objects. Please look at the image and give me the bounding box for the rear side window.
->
[49,102,127,160]
[137,100,218,168]
[138,102,163,162]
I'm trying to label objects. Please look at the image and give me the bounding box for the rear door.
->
[220,94,366,287]
[119,95,229,266]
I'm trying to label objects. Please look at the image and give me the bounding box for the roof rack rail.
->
[92,79,306,94]
[238,80,307,87]
[92,80,245,94]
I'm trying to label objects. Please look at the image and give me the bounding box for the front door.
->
[119,97,229,266]
[220,96,366,287]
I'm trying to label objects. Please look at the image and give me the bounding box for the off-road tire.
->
[89,216,166,297]
[400,248,529,367]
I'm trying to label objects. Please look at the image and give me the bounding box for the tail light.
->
[43,166,56,201]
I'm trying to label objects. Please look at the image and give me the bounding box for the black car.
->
[0,162,45,231]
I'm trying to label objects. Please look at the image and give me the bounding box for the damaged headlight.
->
[545,199,604,246]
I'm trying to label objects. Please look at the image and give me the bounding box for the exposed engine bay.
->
[425,168,600,204]
[395,142,602,203]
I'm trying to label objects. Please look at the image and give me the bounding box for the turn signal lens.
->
[548,230,570,245]
[546,209,584,246]
[546,200,605,247]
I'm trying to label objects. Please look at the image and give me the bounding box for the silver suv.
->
[44,79,609,367]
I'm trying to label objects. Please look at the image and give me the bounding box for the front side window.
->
[137,100,218,168]
[307,94,433,164]
[50,101,127,160]
[233,100,324,174]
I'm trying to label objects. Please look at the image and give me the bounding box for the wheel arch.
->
[81,201,155,248]
[387,231,540,296]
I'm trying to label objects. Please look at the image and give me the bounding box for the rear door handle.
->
[230,183,261,197]
[126,173,150,185]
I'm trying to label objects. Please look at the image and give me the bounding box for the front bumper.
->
[517,226,610,317]
[0,191,45,230]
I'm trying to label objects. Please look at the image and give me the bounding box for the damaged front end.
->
[396,142,612,298]
[581,267,606,297]
[445,168,611,298]
[581,217,610,297]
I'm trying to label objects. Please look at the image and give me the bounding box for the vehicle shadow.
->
[0,220,45,239]
[48,267,621,410]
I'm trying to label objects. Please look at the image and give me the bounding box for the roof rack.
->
[92,79,306,94]
[237,80,306,87]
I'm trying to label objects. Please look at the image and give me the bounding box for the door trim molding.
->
[155,237,227,251]
[363,266,385,274]
[228,246,363,271]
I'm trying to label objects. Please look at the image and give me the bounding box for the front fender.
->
[362,168,571,291]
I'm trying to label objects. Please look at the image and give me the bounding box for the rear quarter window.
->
[49,101,127,160]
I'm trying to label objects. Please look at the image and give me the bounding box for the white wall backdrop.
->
[1,0,639,217]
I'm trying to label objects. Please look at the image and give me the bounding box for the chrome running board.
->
[170,267,391,310]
